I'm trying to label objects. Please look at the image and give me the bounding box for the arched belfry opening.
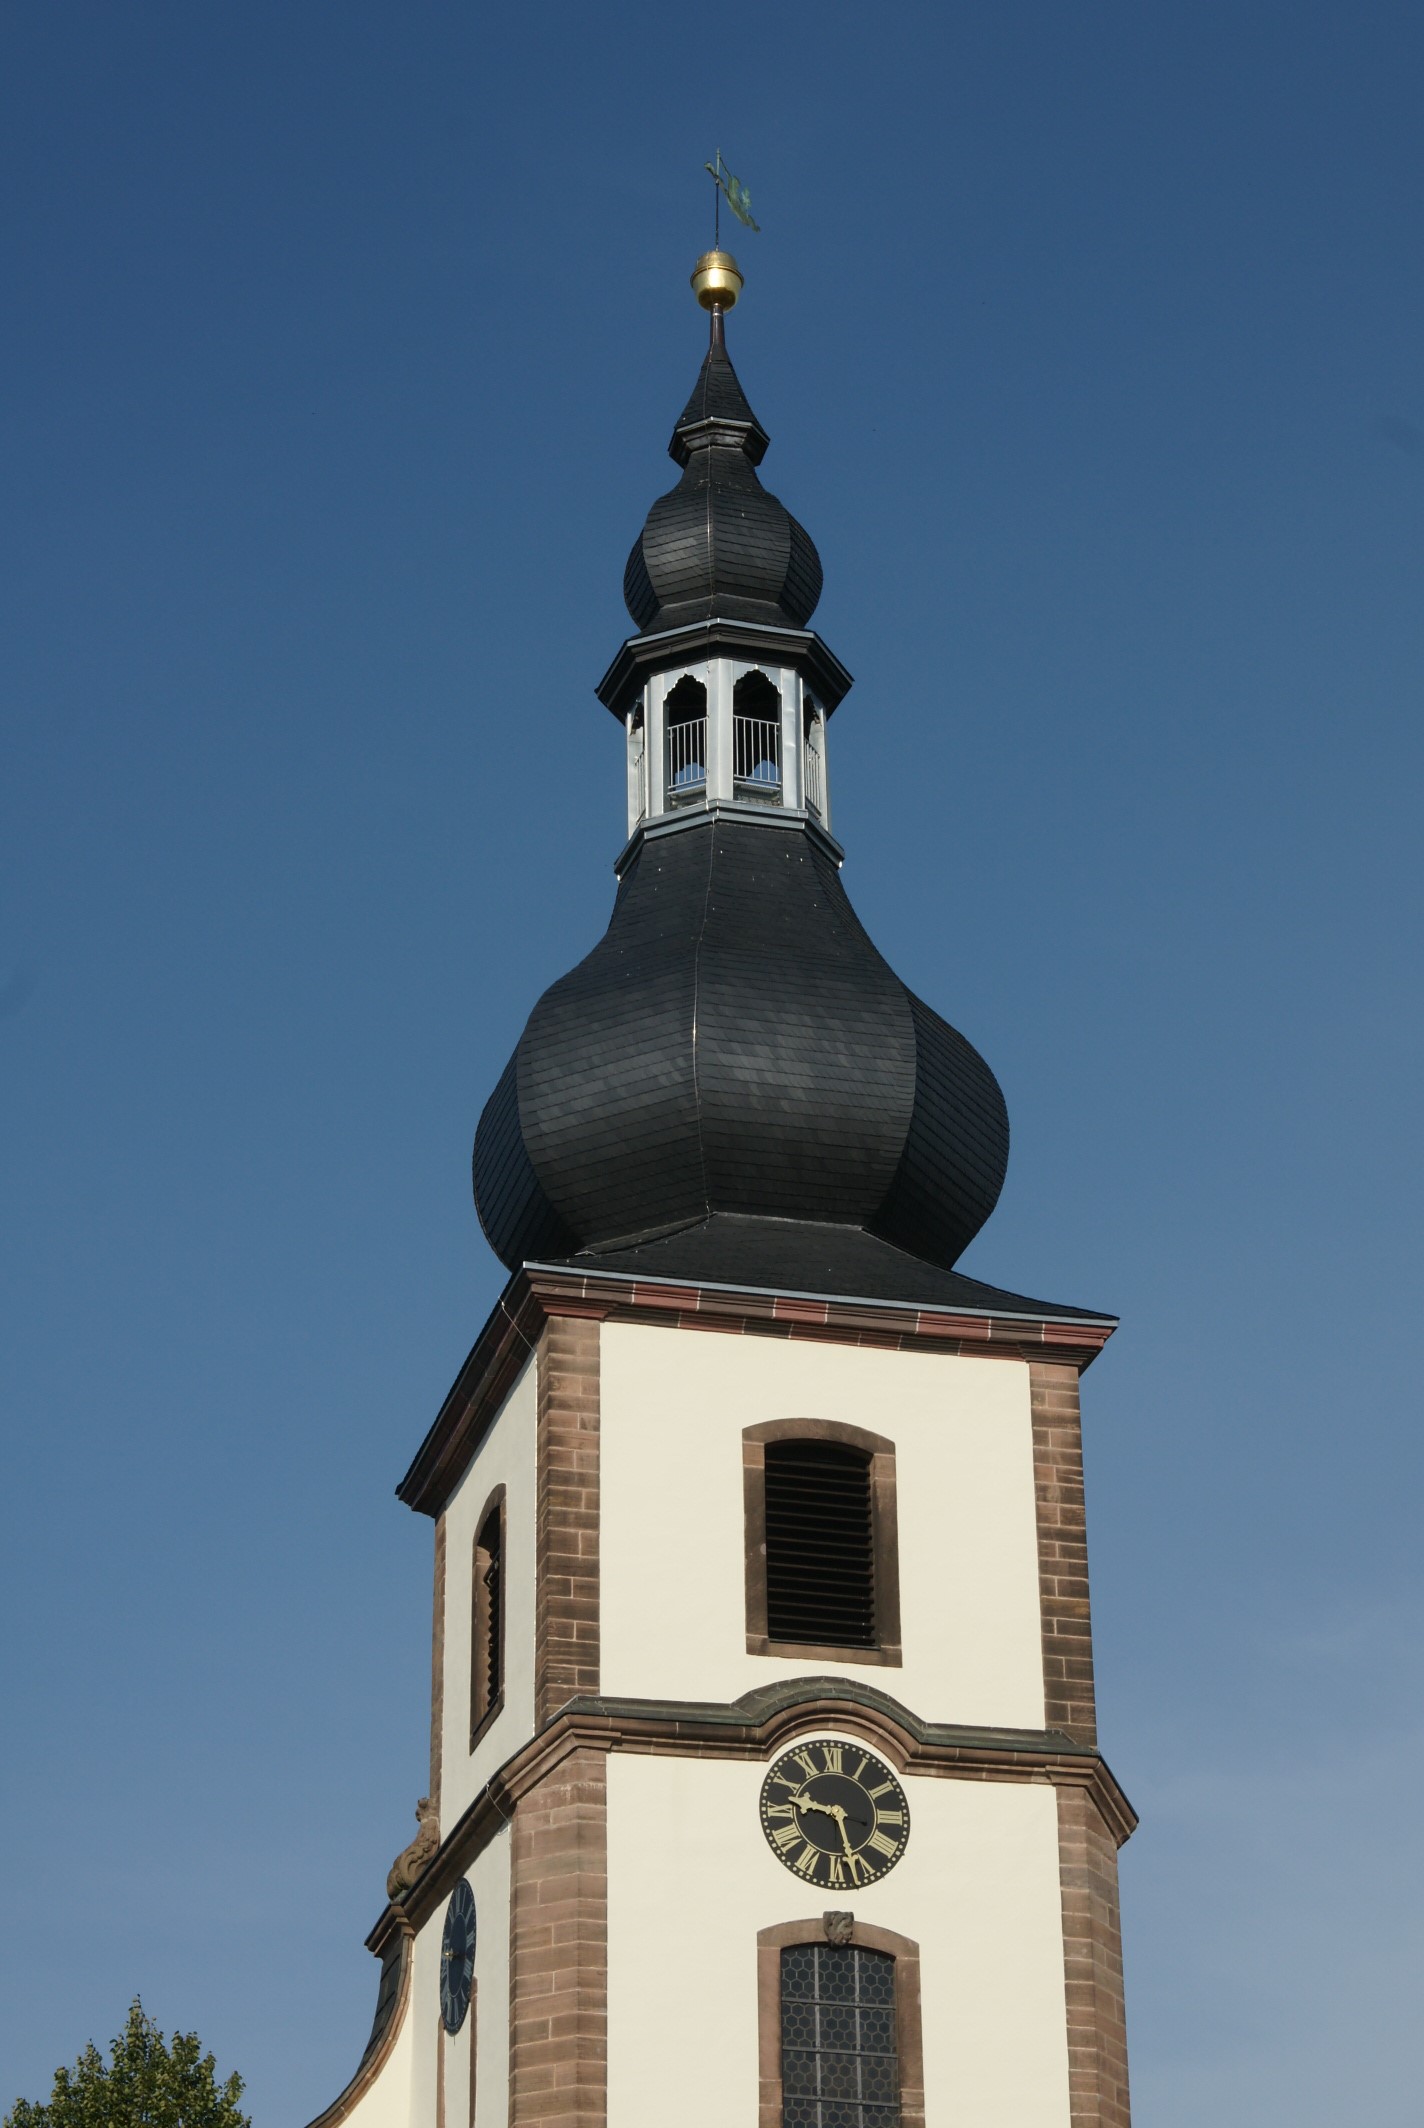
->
[803,690,827,819]
[733,668,782,800]
[664,673,707,803]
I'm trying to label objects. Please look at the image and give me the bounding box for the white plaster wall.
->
[408,1905,444,2128]
[600,1324,1045,1729]
[403,1826,512,2128]
[606,1741,1071,2128]
[440,1354,538,1825]
[471,1824,512,2128]
[324,1982,416,2128]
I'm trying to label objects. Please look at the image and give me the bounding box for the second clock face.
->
[759,1737,910,1889]
[439,1879,476,2034]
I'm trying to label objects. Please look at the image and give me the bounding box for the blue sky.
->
[2,2,1420,2119]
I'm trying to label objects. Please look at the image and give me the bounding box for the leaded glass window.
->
[780,1944,899,2128]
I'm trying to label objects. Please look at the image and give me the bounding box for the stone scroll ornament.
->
[386,1796,439,1900]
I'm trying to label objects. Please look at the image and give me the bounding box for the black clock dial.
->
[760,1738,910,1889]
[439,1879,477,2034]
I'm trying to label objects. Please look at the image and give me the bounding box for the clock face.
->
[439,1879,476,2034]
[759,1737,910,1889]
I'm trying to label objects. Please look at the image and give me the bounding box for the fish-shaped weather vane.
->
[705,151,760,245]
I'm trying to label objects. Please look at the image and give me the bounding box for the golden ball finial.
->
[691,249,743,311]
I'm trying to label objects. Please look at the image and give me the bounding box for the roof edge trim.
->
[612,803,845,879]
[397,1264,1117,1517]
[525,1259,1118,1330]
[596,618,853,721]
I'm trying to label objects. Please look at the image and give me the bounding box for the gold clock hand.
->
[793,1793,842,1822]
[792,1792,857,1860]
[809,1798,857,1857]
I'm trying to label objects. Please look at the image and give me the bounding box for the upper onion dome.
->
[622,334,823,635]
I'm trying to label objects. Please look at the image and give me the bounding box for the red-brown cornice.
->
[381,1682,1137,1938]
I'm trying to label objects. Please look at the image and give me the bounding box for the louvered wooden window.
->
[471,1490,505,1744]
[765,1441,876,1647]
[744,1423,902,1665]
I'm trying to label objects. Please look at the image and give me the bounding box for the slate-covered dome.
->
[474,818,1009,1275]
[622,336,823,635]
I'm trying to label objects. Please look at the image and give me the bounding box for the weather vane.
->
[704,150,760,247]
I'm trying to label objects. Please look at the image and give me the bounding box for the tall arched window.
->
[781,1943,898,2126]
[664,674,707,800]
[470,1487,505,1746]
[743,1422,902,1666]
[759,1921,924,2128]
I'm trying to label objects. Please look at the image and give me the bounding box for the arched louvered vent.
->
[764,1439,876,1648]
[471,1492,505,1740]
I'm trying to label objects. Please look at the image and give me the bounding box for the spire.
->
[669,339,769,466]
[670,258,769,464]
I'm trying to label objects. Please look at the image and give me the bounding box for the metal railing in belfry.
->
[733,714,781,794]
[804,727,824,817]
[666,716,707,800]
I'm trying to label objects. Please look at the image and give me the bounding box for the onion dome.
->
[622,327,823,635]
[474,818,1009,1282]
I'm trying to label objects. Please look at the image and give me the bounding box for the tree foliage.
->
[4,2000,249,2128]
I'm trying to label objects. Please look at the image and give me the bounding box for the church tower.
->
[307,251,1134,2128]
